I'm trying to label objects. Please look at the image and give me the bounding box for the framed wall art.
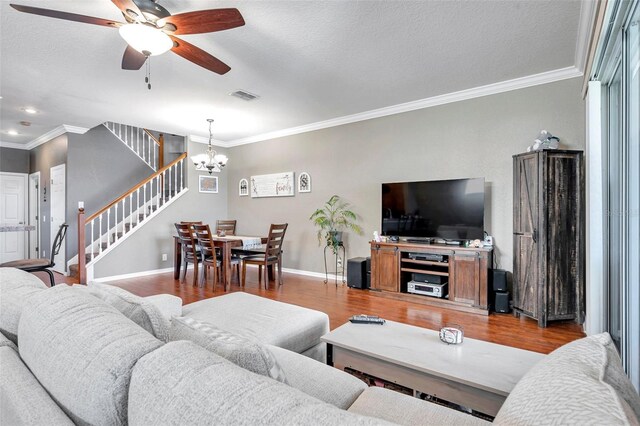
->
[298,172,311,193]
[199,175,218,193]
[239,178,249,196]
[250,172,294,198]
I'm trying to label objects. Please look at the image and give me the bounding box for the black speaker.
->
[366,257,371,289]
[491,269,508,292]
[347,257,368,289]
[494,291,510,313]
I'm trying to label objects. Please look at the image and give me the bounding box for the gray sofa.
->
[1,267,639,425]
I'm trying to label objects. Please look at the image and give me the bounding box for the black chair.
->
[0,223,68,287]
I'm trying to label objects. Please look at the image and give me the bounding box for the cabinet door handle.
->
[532,229,537,243]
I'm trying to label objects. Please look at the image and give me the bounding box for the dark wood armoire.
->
[512,150,585,327]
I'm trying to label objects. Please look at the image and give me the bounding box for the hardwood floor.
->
[69,268,585,355]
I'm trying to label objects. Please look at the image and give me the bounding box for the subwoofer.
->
[347,257,368,289]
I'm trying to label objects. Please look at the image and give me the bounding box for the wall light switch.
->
[42,215,46,222]
[161,253,168,261]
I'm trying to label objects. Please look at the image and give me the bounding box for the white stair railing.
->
[78,153,186,275]
[104,121,160,171]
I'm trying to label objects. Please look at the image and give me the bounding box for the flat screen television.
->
[381,178,485,240]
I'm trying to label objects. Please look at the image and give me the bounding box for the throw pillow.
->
[0,267,48,344]
[170,316,288,384]
[86,282,171,341]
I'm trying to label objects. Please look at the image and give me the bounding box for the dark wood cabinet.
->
[370,245,399,292]
[513,150,585,327]
[370,242,492,315]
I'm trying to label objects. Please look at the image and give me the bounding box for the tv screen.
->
[381,178,485,240]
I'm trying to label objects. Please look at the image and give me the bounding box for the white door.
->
[50,165,66,273]
[0,173,28,263]
[28,172,41,259]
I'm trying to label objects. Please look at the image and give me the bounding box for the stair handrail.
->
[85,152,186,223]
[143,129,161,146]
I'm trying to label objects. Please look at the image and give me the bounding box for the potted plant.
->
[310,195,363,253]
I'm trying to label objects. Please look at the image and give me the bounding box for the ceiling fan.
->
[10,0,245,75]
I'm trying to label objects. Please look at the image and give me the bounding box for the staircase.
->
[69,122,187,283]
[104,121,162,171]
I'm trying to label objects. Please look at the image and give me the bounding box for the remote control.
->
[349,315,386,325]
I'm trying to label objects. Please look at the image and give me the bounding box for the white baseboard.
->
[93,265,342,283]
[94,267,175,283]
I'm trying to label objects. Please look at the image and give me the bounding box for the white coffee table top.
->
[322,320,545,396]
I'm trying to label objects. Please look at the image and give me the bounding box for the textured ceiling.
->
[0,0,584,146]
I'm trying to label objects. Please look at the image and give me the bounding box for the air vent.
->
[230,90,260,101]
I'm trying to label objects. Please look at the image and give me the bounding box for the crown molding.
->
[223,66,583,148]
[575,0,598,74]
[0,124,90,150]
[188,134,227,146]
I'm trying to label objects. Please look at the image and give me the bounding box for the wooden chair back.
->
[192,224,216,259]
[264,223,288,260]
[180,221,203,229]
[174,223,198,258]
[216,220,237,236]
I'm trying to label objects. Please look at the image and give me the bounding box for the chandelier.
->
[191,119,228,174]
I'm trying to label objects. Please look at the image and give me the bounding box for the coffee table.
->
[321,320,545,416]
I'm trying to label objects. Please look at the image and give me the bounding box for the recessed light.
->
[22,107,37,114]
[8,130,19,136]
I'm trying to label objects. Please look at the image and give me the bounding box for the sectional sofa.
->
[1,267,639,425]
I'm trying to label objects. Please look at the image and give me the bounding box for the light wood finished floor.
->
[38,268,585,354]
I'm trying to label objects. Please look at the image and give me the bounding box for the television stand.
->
[370,241,492,315]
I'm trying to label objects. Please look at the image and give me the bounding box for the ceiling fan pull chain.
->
[145,57,152,90]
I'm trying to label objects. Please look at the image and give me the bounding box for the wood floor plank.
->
[100,269,585,354]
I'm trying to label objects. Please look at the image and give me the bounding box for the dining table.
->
[173,234,267,291]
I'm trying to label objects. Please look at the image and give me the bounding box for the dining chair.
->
[180,221,203,227]
[192,224,221,290]
[174,223,200,286]
[215,220,237,236]
[241,223,288,289]
[0,223,68,287]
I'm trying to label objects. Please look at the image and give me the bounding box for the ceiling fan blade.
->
[160,9,244,35]
[111,0,143,21]
[169,35,230,75]
[10,4,123,28]
[122,46,147,70]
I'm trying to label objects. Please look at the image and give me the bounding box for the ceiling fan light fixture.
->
[119,23,173,56]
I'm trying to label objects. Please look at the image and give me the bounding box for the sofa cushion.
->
[0,330,17,351]
[267,343,367,409]
[128,340,392,425]
[494,332,640,425]
[86,282,171,341]
[0,267,47,344]
[349,387,489,426]
[143,293,183,319]
[18,284,163,426]
[170,316,288,383]
[182,292,330,358]
[0,346,74,426]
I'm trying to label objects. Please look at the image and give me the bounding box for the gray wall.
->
[0,147,30,173]
[227,77,586,274]
[93,139,229,278]
[66,125,156,262]
[29,134,67,258]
